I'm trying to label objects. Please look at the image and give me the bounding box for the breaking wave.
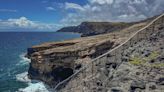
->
[16,53,53,92]
[16,53,30,66]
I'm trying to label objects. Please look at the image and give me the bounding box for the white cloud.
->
[0,17,62,31]
[89,0,114,5]
[65,2,85,11]
[46,7,56,11]
[60,0,164,26]
[7,17,34,28]
[0,9,17,12]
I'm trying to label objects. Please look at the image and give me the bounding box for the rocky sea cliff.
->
[27,21,148,87]
[27,14,164,92]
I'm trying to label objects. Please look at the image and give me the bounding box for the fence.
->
[54,13,164,92]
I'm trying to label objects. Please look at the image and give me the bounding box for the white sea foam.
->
[16,53,53,92]
[16,72,53,92]
[17,82,51,92]
[16,53,30,66]
[16,72,31,82]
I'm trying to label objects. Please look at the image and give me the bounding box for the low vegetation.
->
[129,51,164,68]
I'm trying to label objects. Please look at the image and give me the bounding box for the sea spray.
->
[16,72,52,92]
[16,53,30,66]
[16,54,53,92]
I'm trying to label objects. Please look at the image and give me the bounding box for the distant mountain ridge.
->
[57,22,132,37]
[57,15,158,37]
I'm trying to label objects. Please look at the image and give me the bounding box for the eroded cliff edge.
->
[27,21,147,86]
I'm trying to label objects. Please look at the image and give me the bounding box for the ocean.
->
[0,32,81,92]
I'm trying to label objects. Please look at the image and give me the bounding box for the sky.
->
[0,0,164,32]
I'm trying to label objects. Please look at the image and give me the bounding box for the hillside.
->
[105,26,164,92]
[57,15,158,37]
[57,22,133,37]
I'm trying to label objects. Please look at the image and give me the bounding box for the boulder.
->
[130,80,146,91]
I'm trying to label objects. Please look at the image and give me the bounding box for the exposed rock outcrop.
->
[106,28,164,92]
[27,35,119,86]
[27,21,147,86]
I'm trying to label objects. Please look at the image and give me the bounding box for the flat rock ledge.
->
[27,34,119,86]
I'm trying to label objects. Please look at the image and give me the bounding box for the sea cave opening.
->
[52,66,74,81]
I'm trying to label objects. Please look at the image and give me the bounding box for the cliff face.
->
[27,36,119,86]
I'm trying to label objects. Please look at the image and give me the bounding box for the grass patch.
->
[129,51,163,68]
[151,63,164,68]
[148,51,159,60]
[130,57,144,65]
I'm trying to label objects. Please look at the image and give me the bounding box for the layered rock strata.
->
[27,35,120,86]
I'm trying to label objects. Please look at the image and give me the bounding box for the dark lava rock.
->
[130,80,146,91]
[149,84,156,90]
[156,78,164,85]
[111,88,123,92]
